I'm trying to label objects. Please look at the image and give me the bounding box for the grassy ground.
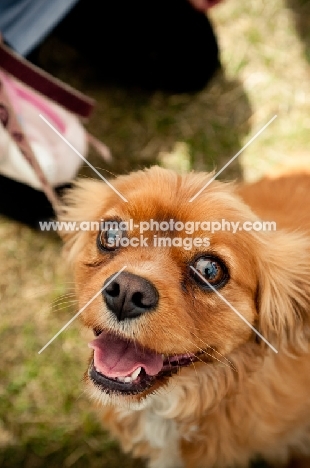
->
[1,0,310,466]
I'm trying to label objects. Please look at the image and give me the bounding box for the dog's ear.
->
[257,231,310,350]
[57,179,111,262]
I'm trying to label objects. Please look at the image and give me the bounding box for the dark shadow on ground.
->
[36,32,252,182]
[82,71,252,181]
[286,0,310,63]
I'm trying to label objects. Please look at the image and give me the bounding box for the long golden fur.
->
[60,167,310,468]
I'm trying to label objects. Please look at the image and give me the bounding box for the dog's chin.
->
[84,376,158,410]
[86,329,213,404]
[86,364,173,407]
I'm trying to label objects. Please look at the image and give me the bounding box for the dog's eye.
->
[191,256,228,290]
[98,228,124,251]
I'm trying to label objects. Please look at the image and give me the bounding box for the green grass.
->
[1,0,310,466]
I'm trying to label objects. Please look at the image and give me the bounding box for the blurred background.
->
[0,0,310,466]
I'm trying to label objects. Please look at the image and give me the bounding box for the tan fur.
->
[60,167,310,467]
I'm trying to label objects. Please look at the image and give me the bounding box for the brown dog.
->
[60,167,310,468]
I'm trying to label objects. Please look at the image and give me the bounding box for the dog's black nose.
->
[102,272,159,321]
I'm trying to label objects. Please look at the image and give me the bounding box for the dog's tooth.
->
[116,370,141,384]
[130,367,141,380]
[116,376,126,382]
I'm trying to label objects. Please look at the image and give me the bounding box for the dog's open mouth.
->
[88,330,205,395]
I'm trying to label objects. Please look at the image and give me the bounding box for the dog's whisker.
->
[182,299,234,365]
[51,299,76,310]
[47,294,77,310]
[164,328,235,372]
[75,389,88,402]
[190,360,200,381]
[177,323,237,372]
[25,285,76,300]
[52,302,79,313]
[176,345,200,380]
[52,296,77,306]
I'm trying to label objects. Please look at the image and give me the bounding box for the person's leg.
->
[0,0,79,57]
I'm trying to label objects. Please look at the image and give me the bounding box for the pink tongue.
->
[88,331,163,378]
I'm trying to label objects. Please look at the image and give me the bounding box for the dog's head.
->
[60,167,310,406]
